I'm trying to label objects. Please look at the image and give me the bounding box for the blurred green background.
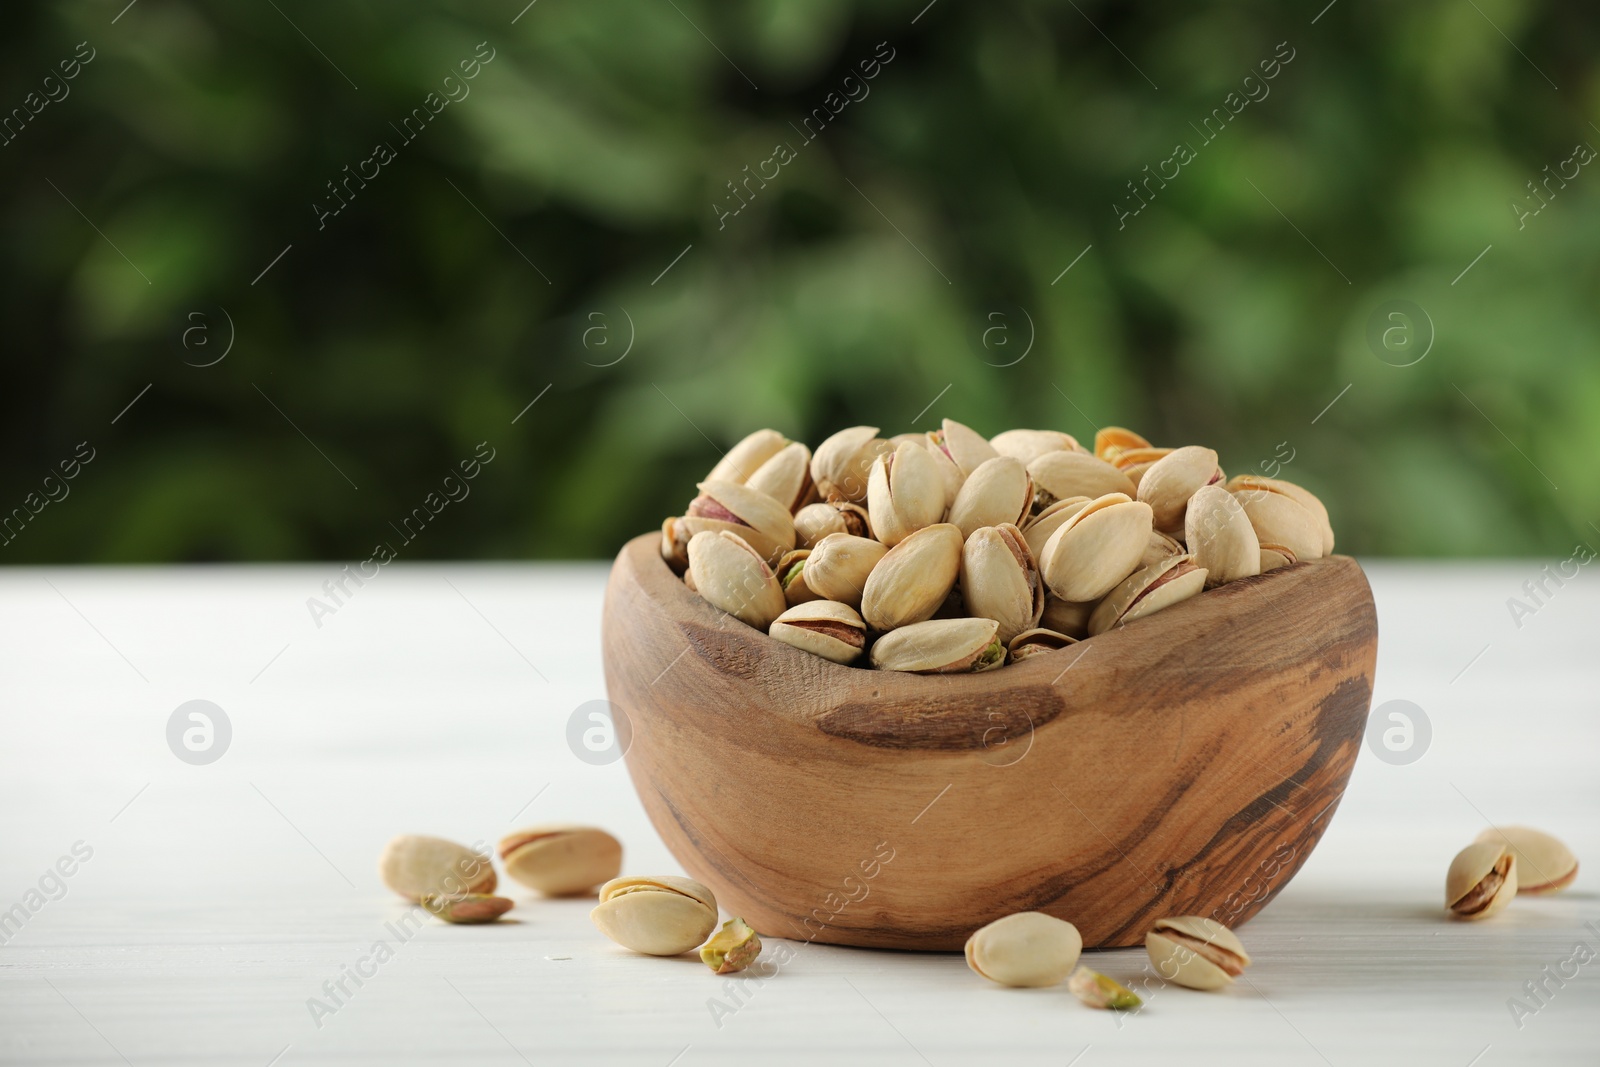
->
[2,0,1596,563]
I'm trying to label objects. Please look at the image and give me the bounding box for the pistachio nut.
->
[1259,542,1298,572]
[1146,917,1251,990]
[1183,484,1262,587]
[770,600,867,665]
[870,617,1004,673]
[1447,842,1519,919]
[379,835,497,901]
[1068,966,1142,1010]
[1006,627,1079,661]
[989,428,1081,466]
[706,428,790,485]
[867,439,948,546]
[1021,496,1092,561]
[948,456,1032,538]
[793,500,870,547]
[1136,445,1222,535]
[498,825,623,896]
[1028,451,1137,510]
[804,533,887,607]
[965,912,1083,988]
[745,441,817,513]
[861,523,963,631]
[683,479,797,564]
[686,530,787,629]
[960,524,1044,644]
[700,916,762,974]
[1088,553,1207,636]
[1039,595,1094,639]
[1140,529,1187,568]
[776,549,823,607]
[1094,426,1152,462]
[1229,475,1334,557]
[420,893,515,924]
[660,516,691,575]
[1473,826,1578,895]
[925,418,1000,505]
[1231,488,1324,562]
[591,875,719,956]
[1039,493,1155,603]
[811,425,890,503]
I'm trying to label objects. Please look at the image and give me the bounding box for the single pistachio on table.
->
[1229,474,1334,557]
[1088,553,1208,636]
[1021,496,1092,561]
[989,428,1082,466]
[1039,493,1155,603]
[811,425,890,503]
[776,548,823,607]
[1006,627,1079,661]
[1068,966,1143,1010]
[867,439,948,547]
[1184,484,1262,588]
[1473,826,1578,895]
[1094,425,1152,462]
[1145,916,1251,990]
[705,428,790,485]
[960,523,1044,644]
[860,522,963,631]
[700,916,762,974]
[1447,842,1518,920]
[686,530,787,630]
[793,500,870,547]
[498,825,622,896]
[660,516,691,575]
[745,441,817,513]
[1137,445,1222,535]
[1227,475,1329,562]
[1259,542,1298,572]
[804,533,887,608]
[926,418,1000,507]
[965,912,1083,987]
[1039,595,1094,639]
[378,835,497,901]
[420,893,515,924]
[591,875,719,956]
[870,617,1004,673]
[682,479,797,565]
[770,600,867,665]
[1028,451,1137,510]
[948,456,1032,538]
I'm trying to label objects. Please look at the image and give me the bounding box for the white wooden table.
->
[1,561,1595,1065]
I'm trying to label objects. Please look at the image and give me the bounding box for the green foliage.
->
[1,0,1595,562]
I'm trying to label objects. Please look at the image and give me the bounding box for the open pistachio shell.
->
[1021,496,1092,561]
[1007,627,1079,661]
[1039,493,1154,603]
[770,600,867,664]
[379,835,497,902]
[1473,826,1578,894]
[1088,553,1208,636]
[1232,488,1324,562]
[1259,542,1298,572]
[705,429,790,485]
[811,425,889,503]
[684,479,797,564]
[1140,529,1187,568]
[591,875,719,956]
[1228,474,1334,557]
[989,428,1081,466]
[1184,484,1261,587]
[948,456,1032,538]
[1447,842,1518,919]
[1137,445,1222,535]
[965,912,1083,987]
[925,418,999,506]
[861,523,963,631]
[775,549,823,606]
[1146,916,1251,990]
[745,441,817,513]
[498,825,622,896]
[870,617,1002,673]
[686,530,787,629]
[960,524,1044,644]
[1028,452,1137,510]
[805,533,887,607]
[868,439,947,546]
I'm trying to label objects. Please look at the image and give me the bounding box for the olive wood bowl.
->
[601,532,1377,950]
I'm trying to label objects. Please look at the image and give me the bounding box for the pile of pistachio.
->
[661,421,1335,672]
[377,829,762,973]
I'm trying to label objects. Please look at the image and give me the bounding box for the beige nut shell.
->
[378,834,496,901]
[1473,826,1578,895]
[591,875,719,956]
[1145,916,1251,990]
[498,825,622,896]
[965,912,1083,987]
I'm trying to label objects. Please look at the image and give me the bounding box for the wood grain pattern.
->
[602,533,1378,950]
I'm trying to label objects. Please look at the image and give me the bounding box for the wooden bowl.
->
[601,533,1377,950]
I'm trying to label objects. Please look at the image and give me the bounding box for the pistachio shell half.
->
[591,875,719,956]
[1088,554,1208,636]
[1094,426,1152,462]
[804,533,887,607]
[684,479,797,564]
[870,617,1003,673]
[867,439,947,546]
[1137,445,1222,535]
[700,916,763,974]
[1447,842,1518,919]
[1028,452,1136,510]
[1039,493,1154,603]
[686,530,787,629]
[498,825,622,896]
[948,456,1032,538]
[1068,966,1142,1010]
[960,524,1044,644]
[965,912,1083,987]
[770,600,867,664]
[1146,916,1251,990]
[861,523,963,631]
[379,835,497,902]
[1473,826,1578,895]
[926,418,999,506]
[1184,484,1262,587]
[706,429,789,485]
